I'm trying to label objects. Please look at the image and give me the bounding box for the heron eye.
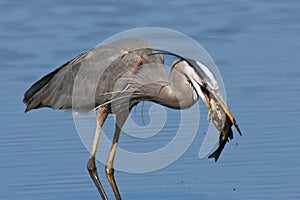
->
[201,81,208,87]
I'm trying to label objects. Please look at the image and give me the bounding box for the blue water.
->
[1,0,300,199]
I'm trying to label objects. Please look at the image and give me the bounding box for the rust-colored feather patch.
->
[130,55,143,73]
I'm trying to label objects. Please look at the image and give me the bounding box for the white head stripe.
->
[196,61,218,89]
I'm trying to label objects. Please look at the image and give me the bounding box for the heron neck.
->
[151,82,197,110]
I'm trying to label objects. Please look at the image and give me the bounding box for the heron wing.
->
[23,38,163,112]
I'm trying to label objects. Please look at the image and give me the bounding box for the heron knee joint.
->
[87,156,96,172]
[105,165,114,175]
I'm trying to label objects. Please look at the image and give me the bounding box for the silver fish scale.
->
[208,98,226,132]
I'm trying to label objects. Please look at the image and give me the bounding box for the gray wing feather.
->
[23,38,164,112]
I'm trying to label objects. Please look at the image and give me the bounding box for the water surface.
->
[1,0,300,200]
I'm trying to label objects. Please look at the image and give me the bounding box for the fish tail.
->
[208,143,226,162]
[208,148,222,162]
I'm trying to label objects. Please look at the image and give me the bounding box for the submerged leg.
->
[105,110,130,200]
[87,107,108,200]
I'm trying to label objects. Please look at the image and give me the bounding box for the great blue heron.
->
[23,38,242,200]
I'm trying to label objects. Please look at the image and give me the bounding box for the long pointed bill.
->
[192,80,211,109]
[201,94,211,110]
[210,91,242,136]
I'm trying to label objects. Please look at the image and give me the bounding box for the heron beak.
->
[210,91,242,135]
[199,85,211,109]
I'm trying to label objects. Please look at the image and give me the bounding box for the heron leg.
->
[105,110,130,200]
[87,107,108,200]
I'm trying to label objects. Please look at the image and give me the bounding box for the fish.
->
[207,91,242,162]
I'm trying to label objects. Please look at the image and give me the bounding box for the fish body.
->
[208,115,233,161]
[207,92,239,161]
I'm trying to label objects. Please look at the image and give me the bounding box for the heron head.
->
[172,59,215,109]
[175,59,242,135]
